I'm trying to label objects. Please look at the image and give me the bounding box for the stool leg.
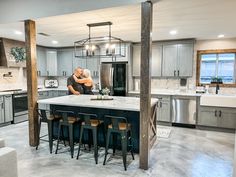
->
[69,124,74,158]
[77,126,84,160]
[36,117,42,150]
[88,130,93,151]
[121,132,127,171]
[129,130,135,160]
[113,133,117,155]
[92,127,98,164]
[55,123,62,154]
[61,126,66,147]
[47,119,53,154]
[103,130,111,165]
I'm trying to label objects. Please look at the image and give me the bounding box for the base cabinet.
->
[0,97,4,124]
[155,96,171,122]
[198,106,236,129]
[4,95,13,122]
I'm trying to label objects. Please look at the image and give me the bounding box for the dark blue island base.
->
[50,105,140,153]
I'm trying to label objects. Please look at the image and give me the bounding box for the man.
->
[67,67,84,95]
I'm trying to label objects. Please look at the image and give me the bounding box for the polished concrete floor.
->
[0,122,234,177]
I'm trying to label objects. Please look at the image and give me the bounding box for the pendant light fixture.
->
[74,22,126,60]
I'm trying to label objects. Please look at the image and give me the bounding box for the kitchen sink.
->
[200,94,236,108]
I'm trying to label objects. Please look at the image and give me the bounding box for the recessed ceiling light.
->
[218,34,225,38]
[169,30,177,35]
[14,30,22,35]
[52,40,58,44]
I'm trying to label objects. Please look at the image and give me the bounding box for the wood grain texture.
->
[25,20,39,147]
[196,49,236,87]
[140,1,153,170]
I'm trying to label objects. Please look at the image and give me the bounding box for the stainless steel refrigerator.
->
[99,62,127,96]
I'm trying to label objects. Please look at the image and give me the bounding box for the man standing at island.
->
[67,67,84,95]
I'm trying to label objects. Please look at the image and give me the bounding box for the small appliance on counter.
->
[196,86,205,93]
[44,79,59,88]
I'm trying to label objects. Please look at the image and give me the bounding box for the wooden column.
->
[25,20,39,146]
[139,1,153,170]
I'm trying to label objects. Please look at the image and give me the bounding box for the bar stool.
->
[76,113,105,164]
[36,109,62,153]
[55,110,78,158]
[103,115,134,171]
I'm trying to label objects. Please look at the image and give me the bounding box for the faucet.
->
[216,83,220,94]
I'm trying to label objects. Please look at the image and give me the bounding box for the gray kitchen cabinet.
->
[49,91,58,98]
[198,107,218,127]
[162,44,178,77]
[162,42,194,77]
[152,44,162,77]
[177,43,194,77]
[57,49,73,77]
[86,58,99,78]
[132,44,162,77]
[0,97,4,123]
[4,95,13,122]
[198,106,236,129]
[38,91,49,100]
[46,50,58,76]
[156,96,171,122]
[37,47,47,76]
[132,44,141,77]
[58,90,68,96]
[73,58,86,71]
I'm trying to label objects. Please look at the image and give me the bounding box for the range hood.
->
[0,38,26,67]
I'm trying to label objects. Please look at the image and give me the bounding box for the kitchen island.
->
[37,95,158,153]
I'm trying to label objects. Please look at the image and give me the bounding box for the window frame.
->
[196,49,236,87]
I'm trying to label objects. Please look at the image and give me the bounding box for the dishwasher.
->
[172,96,197,125]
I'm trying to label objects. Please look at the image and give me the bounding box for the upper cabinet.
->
[37,47,47,76]
[162,41,194,77]
[46,50,57,76]
[132,40,194,78]
[132,43,162,77]
[57,49,73,76]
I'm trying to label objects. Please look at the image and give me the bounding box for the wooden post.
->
[25,20,39,146]
[139,1,153,170]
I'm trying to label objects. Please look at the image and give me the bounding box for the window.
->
[197,50,236,86]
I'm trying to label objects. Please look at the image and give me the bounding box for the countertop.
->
[38,95,158,111]
[128,89,202,97]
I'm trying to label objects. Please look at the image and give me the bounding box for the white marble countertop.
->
[38,95,158,111]
[0,92,13,96]
[200,94,236,108]
[128,89,202,97]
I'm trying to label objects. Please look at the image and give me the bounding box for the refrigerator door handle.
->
[110,67,114,88]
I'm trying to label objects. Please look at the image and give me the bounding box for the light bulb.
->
[91,45,96,51]
[105,43,110,49]
[85,45,89,50]
[111,44,116,49]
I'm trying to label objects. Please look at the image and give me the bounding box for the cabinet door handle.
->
[215,110,217,117]
[174,70,176,76]
[178,70,180,76]
[219,110,222,117]
[47,71,49,76]
[65,71,66,76]
[160,102,162,108]
[157,102,159,107]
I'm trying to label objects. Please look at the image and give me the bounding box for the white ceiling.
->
[0,0,236,47]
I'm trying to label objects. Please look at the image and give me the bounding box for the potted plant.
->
[210,77,223,84]
[10,47,26,63]
[99,87,110,99]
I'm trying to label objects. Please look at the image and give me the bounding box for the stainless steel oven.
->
[13,92,28,123]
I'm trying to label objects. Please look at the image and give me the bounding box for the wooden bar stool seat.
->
[108,123,131,131]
